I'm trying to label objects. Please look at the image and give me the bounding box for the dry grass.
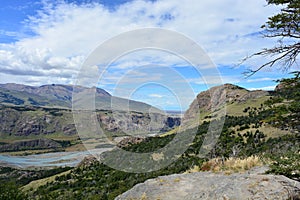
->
[140,192,148,200]
[201,156,263,173]
[22,170,72,192]
[159,127,179,137]
[185,156,264,174]
[184,165,201,173]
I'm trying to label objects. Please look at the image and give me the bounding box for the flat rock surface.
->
[116,169,300,200]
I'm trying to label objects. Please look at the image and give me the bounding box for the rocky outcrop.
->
[116,169,300,200]
[0,106,180,138]
[77,155,98,168]
[116,136,146,148]
[184,84,270,122]
[274,81,299,92]
[97,111,181,134]
[0,106,76,137]
[0,139,62,152]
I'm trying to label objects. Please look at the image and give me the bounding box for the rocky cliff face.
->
[0,106,76,137]
[116,167,300,200]
[0,106,180,138]
[183,84,269,122]
[98,110,181,134]
[0,139,62,152]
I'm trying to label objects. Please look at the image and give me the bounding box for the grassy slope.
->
[22,170,72,192]
[226,96,270,116]
[161,95,288,138]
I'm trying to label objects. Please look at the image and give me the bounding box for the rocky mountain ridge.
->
[0,105,180,139]
[0,83,111,101]
[184,83,270,121]
[0,83,159,112]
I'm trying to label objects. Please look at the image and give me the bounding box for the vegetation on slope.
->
[1,75,299,199]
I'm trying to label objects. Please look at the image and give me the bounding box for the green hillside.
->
[1,76,298,200]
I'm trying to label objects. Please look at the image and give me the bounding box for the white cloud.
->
[149,94,163,98]
[246,77,274,83]
[0,0,281,85]
[0,0,284,109]
[248,85,276,91]
[188,75,242,86]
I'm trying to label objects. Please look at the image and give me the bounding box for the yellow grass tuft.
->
[184,165,201,174]
[200,156,263,173]
[140,192,148,200]
[185,156,264,174]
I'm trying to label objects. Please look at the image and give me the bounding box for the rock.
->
[116,171,300,200]
[247,166,270,175]
[0,106,76,137]
[97,111,181,135]
[0,139,62,152]
[77,155,98,168]
[116,136,146,148]
[183,84,270,123]
[0,106,180,138]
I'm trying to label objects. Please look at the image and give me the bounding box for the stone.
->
[116,170,300,200]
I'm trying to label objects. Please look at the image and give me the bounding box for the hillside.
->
[0,83,160,112]
[183,83,270,123]
[0,77,299,199]
[0,83,181,153]
[0,105,180,153]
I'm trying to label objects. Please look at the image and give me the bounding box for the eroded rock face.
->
[0,139,62,152]
[0,106,76,137]
[97,111,181,134]
[116,170,300,200]
[0,106,180,138]
[116,136,146,148]
[183,84,270,122]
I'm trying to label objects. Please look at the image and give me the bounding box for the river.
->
[0,148,112,169]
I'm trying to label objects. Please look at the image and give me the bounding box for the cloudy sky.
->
[0,0,297,110]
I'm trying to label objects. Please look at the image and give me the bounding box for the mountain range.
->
[0,79,299,199]
[0,83,179,147]
[0,83,159,112]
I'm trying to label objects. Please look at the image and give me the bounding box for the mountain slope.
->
[5,80,299,199]
[0,83,159,112]
[183,83,270,122]
[0,83,180,142]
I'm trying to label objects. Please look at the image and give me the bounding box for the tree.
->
[0,182,27,200]
[244,0,300,76]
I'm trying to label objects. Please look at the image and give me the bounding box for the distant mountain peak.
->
[0,83,111,101]
[0,83,160,112]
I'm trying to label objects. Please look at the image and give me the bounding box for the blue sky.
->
[0,0,297,111]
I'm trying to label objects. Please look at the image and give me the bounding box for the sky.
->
[0,0,298,111]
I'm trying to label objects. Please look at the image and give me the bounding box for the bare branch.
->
[241,1,299,76]
[243,43,300,77]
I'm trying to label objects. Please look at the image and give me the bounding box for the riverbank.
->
[0,148,112,169]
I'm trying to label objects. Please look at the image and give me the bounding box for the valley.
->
[1,0,299,199]
[0,77,299,199]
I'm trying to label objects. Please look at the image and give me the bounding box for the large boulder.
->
[116,169,300,200]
